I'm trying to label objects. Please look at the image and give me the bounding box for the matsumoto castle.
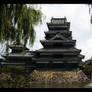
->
[2,17,85,70]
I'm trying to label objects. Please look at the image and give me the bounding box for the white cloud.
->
[77,37,92,60]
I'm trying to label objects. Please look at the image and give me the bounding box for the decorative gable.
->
[50,33,67,40]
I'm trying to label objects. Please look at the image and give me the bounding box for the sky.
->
[29,4,91,61]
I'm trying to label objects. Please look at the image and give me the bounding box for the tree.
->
[0,4,42,53]
[85,59,92,65]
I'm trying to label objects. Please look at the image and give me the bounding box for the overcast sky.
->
[28,4,92,61]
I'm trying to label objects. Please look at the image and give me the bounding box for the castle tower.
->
[32,17,84,70]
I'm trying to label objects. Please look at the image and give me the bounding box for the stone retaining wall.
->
[29,69,90,84]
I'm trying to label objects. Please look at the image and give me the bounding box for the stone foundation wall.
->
[29,69,90,84]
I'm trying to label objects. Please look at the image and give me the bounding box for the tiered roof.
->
[32,17,84,69]
[2,44,33,63]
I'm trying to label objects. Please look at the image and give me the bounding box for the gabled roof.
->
[50,33,67,40]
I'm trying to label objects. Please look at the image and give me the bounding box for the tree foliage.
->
[85,58,92,65]
[0,4,42,52]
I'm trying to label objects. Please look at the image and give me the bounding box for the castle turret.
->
[32,17,84,70]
